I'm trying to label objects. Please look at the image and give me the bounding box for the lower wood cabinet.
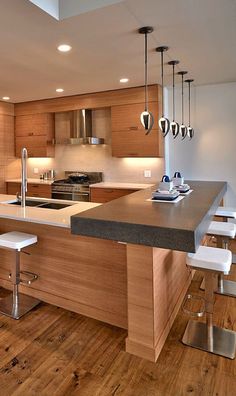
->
[6,182,52,198]
[90,187,138,203]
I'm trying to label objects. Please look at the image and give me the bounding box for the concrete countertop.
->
[71,181,227,253]
[6,178,54,185]
[0,194,101,228]
[90,182,154,189]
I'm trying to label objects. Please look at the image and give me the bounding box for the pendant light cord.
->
[181,74,184,124]
[188,81,191,126]
[161,50,164,117]
[172,64,175,121]
[144,32,148,112]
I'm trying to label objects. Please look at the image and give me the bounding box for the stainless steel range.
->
[52,171,103,202]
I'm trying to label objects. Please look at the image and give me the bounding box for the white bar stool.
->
[0,231,41,320]
[182,245,236,359]
[200,221,236,297]
[215,207,236,219]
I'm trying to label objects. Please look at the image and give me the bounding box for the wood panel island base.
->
[125,244,191,362]
[0,218,191,363]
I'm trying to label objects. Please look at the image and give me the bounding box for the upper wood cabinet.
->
[15,113,55,158]
[111,102,163,158]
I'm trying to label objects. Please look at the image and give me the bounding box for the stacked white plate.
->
[152,189,180,201]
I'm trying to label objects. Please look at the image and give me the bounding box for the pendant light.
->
[156,46,170,137]
[168,60,180,138]
[177,71,188,140]
[139,26,154,135]
[185,79,194,139]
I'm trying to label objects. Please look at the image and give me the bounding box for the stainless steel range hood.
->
[69,109,105,145]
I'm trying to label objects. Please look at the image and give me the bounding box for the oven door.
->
[52,191,90,202]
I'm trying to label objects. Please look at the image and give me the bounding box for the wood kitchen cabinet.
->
[15,113,55,157]
[90,187,138,203]
[6,182,52,198]
[111,102,163,157]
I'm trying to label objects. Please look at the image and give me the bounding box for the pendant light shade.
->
[156,46,170,137]
[139,26,154,135]
[185,79,194,139]
[168,60,180,139]
[177,71,188,140]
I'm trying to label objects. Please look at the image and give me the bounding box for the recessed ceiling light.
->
[57,44,72,52]
[2,96,10,101]
[56,88,64,93]
[120,78,129,83]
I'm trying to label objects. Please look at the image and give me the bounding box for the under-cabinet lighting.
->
[57,44,72,52]
[120,78,129,83]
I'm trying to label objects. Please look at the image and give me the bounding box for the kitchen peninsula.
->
[71,180,227,361]
[0,181,227,363]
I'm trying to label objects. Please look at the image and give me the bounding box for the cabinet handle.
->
[28,132,34,136]
[127,153,138,156]
[128,126,138,131]
[104,189,114,193]
[31,185,39,188]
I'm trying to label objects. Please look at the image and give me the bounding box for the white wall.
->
[168,82,236,206]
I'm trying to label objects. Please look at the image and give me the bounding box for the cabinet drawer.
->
[27,184,51,198]
[6,182,51,198]
[90,187,138,203]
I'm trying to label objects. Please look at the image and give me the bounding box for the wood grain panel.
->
[111,102,159,132]
[15,85,160,115]
[6,182,52,198]
[15,113,55,158]
[112,129,162,157]
[125,244,191,362]
[90,187,139,203]
[0,219,127,329]
[0,101,14,116]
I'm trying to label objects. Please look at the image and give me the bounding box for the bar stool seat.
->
[187,245,231,273]
[0,231,40,320]
[200,221,236,297]
[183,245,236,359]
[215,206,236,219]
[0,232,37,250]
[207,221,236,238]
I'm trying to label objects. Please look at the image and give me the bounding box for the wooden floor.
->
[0,268,236,396]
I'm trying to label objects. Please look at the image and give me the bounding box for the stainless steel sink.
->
[8,200,72,210]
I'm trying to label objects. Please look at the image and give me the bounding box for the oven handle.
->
[52,191,89,196]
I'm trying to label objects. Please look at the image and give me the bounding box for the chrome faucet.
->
[21,148,28,208]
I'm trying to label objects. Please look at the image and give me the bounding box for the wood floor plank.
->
[0,265,235,396]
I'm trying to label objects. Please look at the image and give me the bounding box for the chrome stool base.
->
[200,278,236,298]
[182,320,236,359]
[0,293,41,320]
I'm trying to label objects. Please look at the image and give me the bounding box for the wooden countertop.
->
[71,181,227,252]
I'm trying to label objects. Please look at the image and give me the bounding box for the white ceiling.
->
[0,0,235,103]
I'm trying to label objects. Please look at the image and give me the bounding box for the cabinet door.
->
[90,187,138,203]
[111,102,163,157]
[15,114,53,137]
[7,182,21,195]
[15,113,55,158]
[111,102,159,132]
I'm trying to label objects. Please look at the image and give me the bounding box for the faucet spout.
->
[21,148,28,208]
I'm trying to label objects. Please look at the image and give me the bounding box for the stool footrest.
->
[20,271,38,285]
[182,294,205,317]
[182,320,236,359]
